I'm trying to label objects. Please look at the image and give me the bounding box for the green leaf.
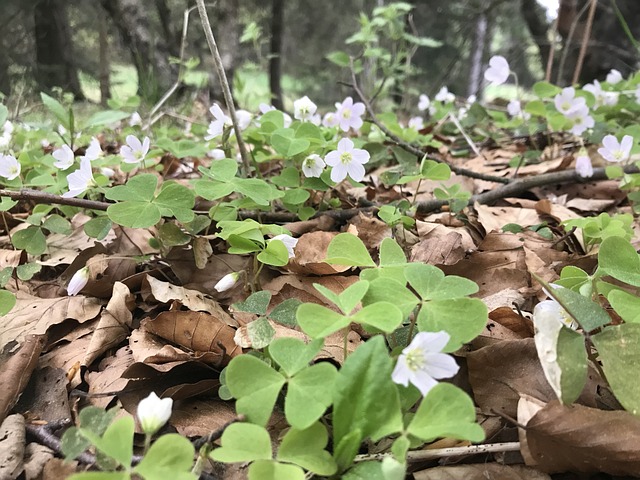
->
[592,324,640,416]
[81,416,134,467]
[42,214,72,235]
[200,159,238,181]
[599,236,640,286]
[333,336,403,467]
[351,302,403,333]
[268,298,301,327]
[285,363,337,429]
[277,422,337,475]
[79,406,118,436]
[246,317,276,349]
[236,178,282,206]
[16,263,41,281]
[334,430,363,473]
[0,289,16,316]
[297,303,350,338]
[379,238,406,266]
[407,383,485,443]
[609,289,640,323]
[362,278,418,320]
[542,282,611,331]
[269,337,323,377]
[405,263,478,300]
[226,355,285,425]
[41,92,70,128]
[418,298,487,351]
[133,434,196,480]
[61,426,91,461]
[107,202,161,228]
[68,472,130,480]
[211,423,272,462]
[84,110,131,128]
[157,223,191,247]
[154,183,195,222]
[248,460,305,480]
[338,280,370,315]
[533,81,562,98]
[257,239,290,266]
[194,179,235,201]
[326,50,351,67]
[420,160,450,180]
[0,104,7,127]
[234,290,272,315]
[326,233,375,267]
[557,328,588,404]
[83,216,112,240]
[105,174,157,202]
[12,226,46,255]
[271,128,310,157]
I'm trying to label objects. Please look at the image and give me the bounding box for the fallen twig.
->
[354,441,521,463]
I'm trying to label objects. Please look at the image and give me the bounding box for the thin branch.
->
[354,441,521,463]
[572,0,598,85]
[348,59,510,185]
[0,189,109,211]
[195,0,251,177]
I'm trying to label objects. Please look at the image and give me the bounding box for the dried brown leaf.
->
[0,414,25,479]
[413,463,551,480]
[287,231,349,275]
[520,400,640,475]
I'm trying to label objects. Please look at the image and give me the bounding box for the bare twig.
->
[195,0,251,177]
[354,441,521,463]
[572,0,598,85]
[348,59,510,185]
[0,189,109,211]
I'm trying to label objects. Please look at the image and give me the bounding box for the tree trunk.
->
[155,0,180,56]
[208,0,240,103]
[99,13,110,107]
[520,0,552,80]
[467,8,488,98]
[269,0,285,110]
[33,0,84,99]
[100,0,176,101]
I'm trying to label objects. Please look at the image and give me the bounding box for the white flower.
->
[137,392,173,435]
[293,96,318,122]
[484,55,510,86]
[391,331,459,396]
[575,152,593,178]
[324,138,370,183]
[214,272,240,293]
[236,110,252,131]
[554,87,586,116]
[302,154,325,177]
[67,267,89,296]
[100,167,115,178]
[3,121,13,136]
[418,94,431,111]
[598,134,633,163]
[322,111,339,128]
[565,105,594,136]
[408,116,424,131]
[207,148,226,160]
[82,137,103,161]
[467,94,477,104]
[335,96,365,132]
[606,69,623,84]
[52,144,75,170]
[120,135,150,164]
[0,154,21,180]
[205,104,232,141]
[57,125,67,136]
[583,80,618,108]
[272,234,298,258]
[63,157,95,198]
[129,112,142,126]
[435,86,455,103]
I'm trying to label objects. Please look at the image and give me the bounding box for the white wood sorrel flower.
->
[392,331,459,396]
[293,95,317,122]
[271,234,298,258]
[484,55,510,86]
[324,138,370,183]
[0,154,21,180]
[120,134,150,164]
[63,157,95,198]
[137,392,173,435]
[67,266,89,296]
[52,144,75,170]
[214,272,240,293]
[335,96,365,133]
[302,154,325,178]
[598,134,633,163]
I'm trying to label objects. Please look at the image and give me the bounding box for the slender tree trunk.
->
[99,0,176,101]
[208,0,240,103]
[467,8,488,98]
[99,14,110,107]
[155,0,180,56]
[33,0,84,99]
[520,0,553,75]
[269,0,285,110]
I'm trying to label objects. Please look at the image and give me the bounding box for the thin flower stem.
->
[195,0,251,178]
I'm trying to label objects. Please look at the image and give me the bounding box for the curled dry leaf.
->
[519,399,640,475]
[0,414,25,479]
[141,310,241,364]
[287,231,350,275]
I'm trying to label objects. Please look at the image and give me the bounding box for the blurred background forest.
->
[0,0,639,114]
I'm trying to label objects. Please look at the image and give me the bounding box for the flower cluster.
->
[553,87,593,136]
